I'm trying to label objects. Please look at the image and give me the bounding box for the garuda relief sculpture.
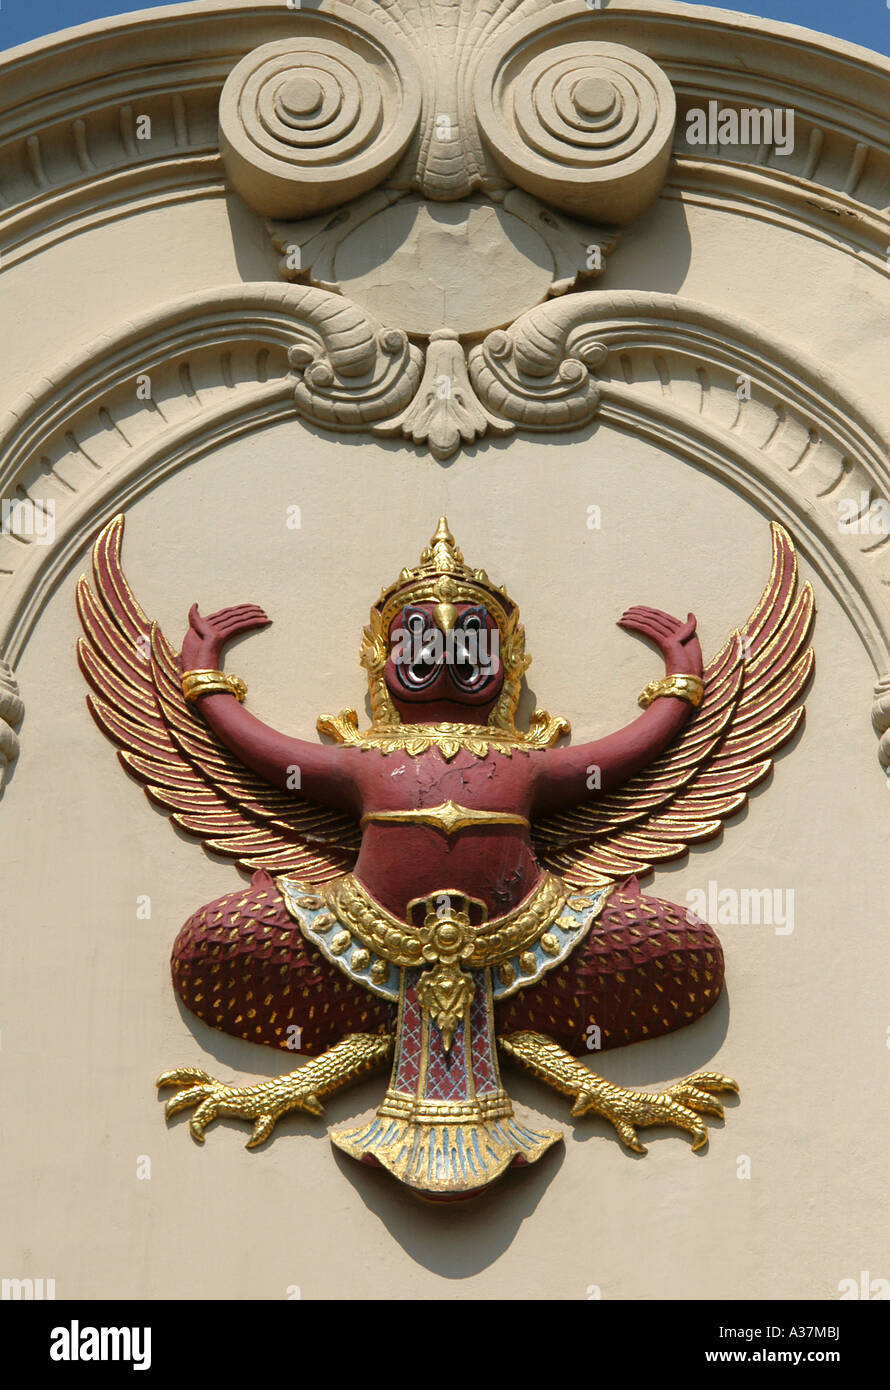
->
[77,517,813,1199]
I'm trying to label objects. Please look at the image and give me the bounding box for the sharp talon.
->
[247,1115,276,1148]
[688,1071,738,1094]
[676,1086,724,1118]
[156,1067,212,1089]
[164,1085,211,1118]
[188,1097,220,1140]
[612,1119,645,1152]
[165,1094,189,1120]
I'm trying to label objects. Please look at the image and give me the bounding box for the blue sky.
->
[0,0,888,58]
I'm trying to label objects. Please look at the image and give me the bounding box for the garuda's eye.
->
[451,608,493,690]
[395,606,439,689]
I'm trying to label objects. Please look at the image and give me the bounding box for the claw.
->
[672,1084,725,1118]
[612,1118,646,1154]
[155,1036,392,1150]
[658,1098,709,1147]
[164,1084,213,1119]
[686,1070,738,1094]
[574,1073,736,1152]
[157,1067,213,1089]
[156,1064,319,1147]
[189,1097,220,1142]
[500,1030,737,1156]
[247,1115,276,1149]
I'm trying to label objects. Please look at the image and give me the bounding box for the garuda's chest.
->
[357,743,536,822]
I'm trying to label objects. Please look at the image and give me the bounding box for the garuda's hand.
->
[181,602,270,671]
[617,607,703,676]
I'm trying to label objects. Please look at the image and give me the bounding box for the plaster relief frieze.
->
[217,7,667,459]
[0,283,422,661]
[2,1,889,272]
[2,0,890,786]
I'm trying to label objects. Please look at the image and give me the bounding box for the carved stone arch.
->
[470,288,890,670]
[4,2,889,276]
[1,276,887,783]
[0,282,423,662]
[1,0,889,778]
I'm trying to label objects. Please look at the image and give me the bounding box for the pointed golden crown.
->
[373,517,516,634]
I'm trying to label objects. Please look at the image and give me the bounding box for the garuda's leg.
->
[159,870,394,1146]
[499,1031,736,1153]
[158,1033,393,1148]
[496,877,736,1152]
[171,869,393,1053]
[495,875,725,1051]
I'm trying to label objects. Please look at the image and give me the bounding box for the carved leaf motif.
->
[375,330,512,460]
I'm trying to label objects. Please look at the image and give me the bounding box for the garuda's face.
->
[383,601,504,720]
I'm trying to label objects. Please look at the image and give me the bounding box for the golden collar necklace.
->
[316,710,570,761]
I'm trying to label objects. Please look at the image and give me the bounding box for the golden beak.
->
[433,602,458,633]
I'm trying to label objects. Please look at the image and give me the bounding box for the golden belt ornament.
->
[314,869,578,1024]
[360,800,530,835]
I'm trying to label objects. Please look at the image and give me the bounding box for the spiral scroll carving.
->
[219,34,421,218]
[475,41,675,224]
[468,304,608,431]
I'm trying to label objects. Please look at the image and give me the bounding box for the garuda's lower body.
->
[159,868,736,1198]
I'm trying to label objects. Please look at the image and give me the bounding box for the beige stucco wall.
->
[2,425,888,1299]
[1,0,889,1299]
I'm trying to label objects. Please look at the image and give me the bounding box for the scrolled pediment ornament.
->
[218,0,677,459]
[219,28,423,218]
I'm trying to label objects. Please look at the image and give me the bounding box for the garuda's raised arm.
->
[179,601,359,815]
[532,605,704,816]
[77,516,360,881]
[531,523,814,884]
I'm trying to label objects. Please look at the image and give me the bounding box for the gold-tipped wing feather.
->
[533,523,814,885]
[76,516,359,881]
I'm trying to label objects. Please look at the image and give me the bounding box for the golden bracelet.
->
[638,673,704,710]
[181,669,247,704]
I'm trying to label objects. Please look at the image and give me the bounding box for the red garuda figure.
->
[77,516,813,1199]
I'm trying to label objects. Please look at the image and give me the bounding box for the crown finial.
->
[419,516,464,575]
[432,517,454,547]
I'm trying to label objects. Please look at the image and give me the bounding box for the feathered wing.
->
[76,515,359,881]
[533,523,814,886]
